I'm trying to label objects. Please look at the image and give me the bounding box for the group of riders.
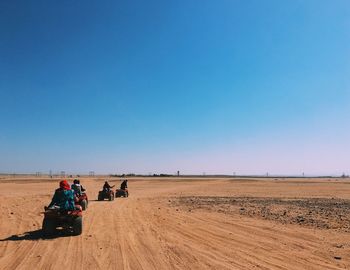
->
[102,179,128,192]
[48,179,128,211]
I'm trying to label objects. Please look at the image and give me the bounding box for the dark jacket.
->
[120,181,128,190]
[103,182,113,191]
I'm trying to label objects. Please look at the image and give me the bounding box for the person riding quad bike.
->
[71,179,88,210]
[43,180,83,236]
[103,181,114,192]
[47,180,76,211]
[116,179,129,198]
[120,179,128,190]
[71,179,85,197]
[98,181,115,201]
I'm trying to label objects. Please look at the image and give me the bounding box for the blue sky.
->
[0,0,349,175]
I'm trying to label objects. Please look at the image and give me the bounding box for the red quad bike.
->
[98,189,114,201]
[75,192,88,210]
[42,206,83,236]
[115,188,129,198]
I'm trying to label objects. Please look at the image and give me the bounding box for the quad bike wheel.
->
[72,217,82,235]
[42,218,56,236]
[81,199,87,210]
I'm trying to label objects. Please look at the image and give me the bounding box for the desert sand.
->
[0,177,350,270]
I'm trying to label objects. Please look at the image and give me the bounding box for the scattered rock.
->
[334,256,342,260]
[297,216,305,223]
[174,196,350,231]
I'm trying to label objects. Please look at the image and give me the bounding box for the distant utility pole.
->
[302,172,305,177]
[49,169,52,178]
[177,171,180,177]
[266,172,269,177]
[60,171,66,178]
[89,171,95,177]
[233,172,236,177]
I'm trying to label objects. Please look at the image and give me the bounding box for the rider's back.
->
[52,189,75,211]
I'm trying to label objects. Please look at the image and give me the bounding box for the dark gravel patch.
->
[172,196,350,231]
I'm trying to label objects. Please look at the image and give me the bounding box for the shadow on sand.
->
[0,229,74,241]
[89,199,117,202]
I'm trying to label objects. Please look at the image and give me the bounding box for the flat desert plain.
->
[1,177,350,270]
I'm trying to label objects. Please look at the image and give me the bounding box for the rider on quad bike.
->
[71,179,88,210]
[43,180,83,236]
[71,179,85,196]
[98,181,115,201]
[103,181,114,192]
[120,179,128,190]
[48,180,76,211]
[116,179,129,198]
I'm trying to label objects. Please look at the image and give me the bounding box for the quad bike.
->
[75,192,88,210]
[98,189,114,201]
[115,188,129,198]
[42,206,83,236]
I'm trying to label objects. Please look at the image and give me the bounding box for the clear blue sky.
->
[0,0,349,175]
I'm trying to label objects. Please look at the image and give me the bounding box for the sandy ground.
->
[1,177,350,270]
